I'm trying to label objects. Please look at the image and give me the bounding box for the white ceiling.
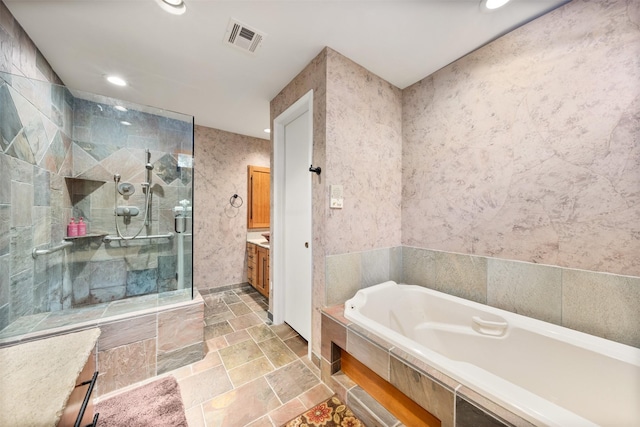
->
[5,0,569,140]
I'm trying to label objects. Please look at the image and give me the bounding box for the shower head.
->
[146,163,154,170]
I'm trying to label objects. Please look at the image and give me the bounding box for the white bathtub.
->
[344,281,640,427]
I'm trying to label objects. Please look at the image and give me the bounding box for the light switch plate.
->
[330,185,343,209]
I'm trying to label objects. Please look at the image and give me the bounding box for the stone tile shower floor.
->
[99,286,333,427]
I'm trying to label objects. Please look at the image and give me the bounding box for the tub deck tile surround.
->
[347,328,391,381]
[321,306,532,427]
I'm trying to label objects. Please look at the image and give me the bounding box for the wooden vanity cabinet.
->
[256,245,269,298]
[247,242,257,287]
[247,242,269,298]
[247,166,270,229]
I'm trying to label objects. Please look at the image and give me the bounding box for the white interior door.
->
[272,90,313,343]
[283,110,312,340]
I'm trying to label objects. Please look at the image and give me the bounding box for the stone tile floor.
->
[99,286,333,426]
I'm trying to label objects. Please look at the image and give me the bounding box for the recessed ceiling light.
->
[106,75,127,86]
[481,0,511,10]
[114,105,128,112]
[120,121,132,126]
[155,0,186,15]
[263,128,271,134]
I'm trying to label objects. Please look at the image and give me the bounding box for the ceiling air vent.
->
[224,19,266,55]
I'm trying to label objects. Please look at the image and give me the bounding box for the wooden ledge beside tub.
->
[0,328,101,427]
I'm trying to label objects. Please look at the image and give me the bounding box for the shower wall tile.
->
[326,252,361,306]
[434,251,487,304]
[126,268,158,296]
[90,259,126,288]
[10,181,32,227]
[9,268,33,320]
[402,246,436,288]
[10,84,49,162]
[6,130,35,163]
[9,155,33,183]
[0,205,9,255]
[0,254,9,306]
[10,226,31,275]
[33,167,50,206]
[32,279,48,313]
[0,84,21,150]
[90,285,126,304]
[562,269,640,348]
[0,303,8,331]
[487,259,562,325]
[0,155,10,204]
[31,206,50,247]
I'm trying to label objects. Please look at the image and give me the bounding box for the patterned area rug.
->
[96,376,188,427]
[283,395,365,427]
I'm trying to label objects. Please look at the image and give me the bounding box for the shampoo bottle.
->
[67,218,78,237]
[78,217,86,236]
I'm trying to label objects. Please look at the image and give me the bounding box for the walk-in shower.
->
[0,71,195,342]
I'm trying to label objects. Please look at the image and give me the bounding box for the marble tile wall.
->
[271,47,403,357]
[192,126,270,291]
[324,48,403,255]
[271,47,328,358]
[401,0,640,278]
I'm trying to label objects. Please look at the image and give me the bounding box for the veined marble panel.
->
[401,0,640,277]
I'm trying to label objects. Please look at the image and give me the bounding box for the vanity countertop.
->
[0,328,101,427]
[247,238,270,249]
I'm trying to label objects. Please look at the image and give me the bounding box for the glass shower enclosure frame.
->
[0,71,194,340]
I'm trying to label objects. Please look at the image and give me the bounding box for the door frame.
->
[272,90,314,335]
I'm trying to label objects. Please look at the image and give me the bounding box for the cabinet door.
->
[247,166,270,229]
[247,243,257,286]
[256,246,269,298]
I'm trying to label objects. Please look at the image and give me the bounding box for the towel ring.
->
[230,194,243,208]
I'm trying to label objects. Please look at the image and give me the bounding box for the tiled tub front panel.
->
[320,308,533,427]
[326,246,640,348]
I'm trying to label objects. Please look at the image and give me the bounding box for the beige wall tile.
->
[487,258,562,324]
[435,251,487,304]
[326,252,361,306]
[562,269,640,347]
[402,246,436,288]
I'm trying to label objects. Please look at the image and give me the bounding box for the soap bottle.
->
[67,217,78,237]
[77,217,86,236]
